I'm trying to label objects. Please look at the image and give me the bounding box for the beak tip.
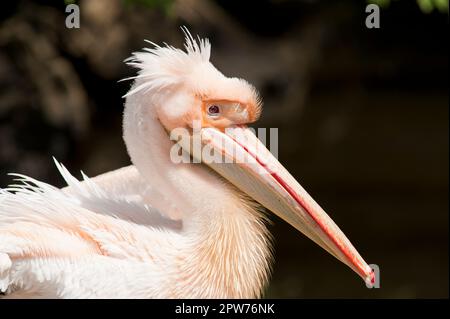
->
[364,267,376,287]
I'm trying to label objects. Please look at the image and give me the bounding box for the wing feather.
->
[0,160,182,295]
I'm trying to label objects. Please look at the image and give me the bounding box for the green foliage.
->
[368,0,449,13]
[122,0,175,12]
[62,0,174,13]
[417,0,448,13]
[369,0,391,8]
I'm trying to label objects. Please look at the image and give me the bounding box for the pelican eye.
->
[207,105,221,117]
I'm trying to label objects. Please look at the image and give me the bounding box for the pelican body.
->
[0,30,374,298]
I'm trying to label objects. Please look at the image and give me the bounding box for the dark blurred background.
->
[0,0,448,298]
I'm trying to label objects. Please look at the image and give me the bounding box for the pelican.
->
[0,30,374,298]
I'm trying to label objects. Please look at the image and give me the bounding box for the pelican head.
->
[123,29,375,289]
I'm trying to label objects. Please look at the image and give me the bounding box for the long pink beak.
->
[196,125,375,286]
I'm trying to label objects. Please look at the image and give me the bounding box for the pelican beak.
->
[196,125,375,286]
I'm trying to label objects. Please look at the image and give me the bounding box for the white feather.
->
[0,160,184,297]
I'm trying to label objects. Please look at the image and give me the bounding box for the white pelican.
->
[0,30,374,298]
